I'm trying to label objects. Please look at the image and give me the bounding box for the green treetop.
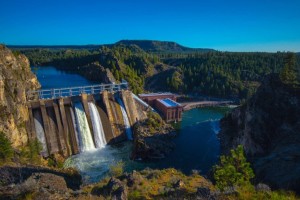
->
[213,145,255,191]
[280,52,299,86]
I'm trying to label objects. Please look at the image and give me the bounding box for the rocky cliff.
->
[219,74,300,192]
[132,112,176,160]
[0,166,81,199]
[0,45,40,147]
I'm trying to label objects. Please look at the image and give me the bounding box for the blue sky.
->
[0,0,299,52]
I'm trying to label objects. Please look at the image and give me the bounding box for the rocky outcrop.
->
[132,114,176,160]
[0,166,82,200]
[0,45,40,147]
[90,168,217,200]
[76,62,116,83]
[219,74,300,192]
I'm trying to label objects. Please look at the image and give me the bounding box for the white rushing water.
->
[63,143,132,183]
[88,102,107,149]
[33,110,48,156]
[117,98,133,140]
[74,102,96,152]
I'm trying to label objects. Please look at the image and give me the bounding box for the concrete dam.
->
[25,82,148,157]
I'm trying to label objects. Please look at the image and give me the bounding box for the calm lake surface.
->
[33,66,96,89]
[33,66,229,183]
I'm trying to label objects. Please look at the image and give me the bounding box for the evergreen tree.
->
[280,53,298,86]
[0,132,14,164]
[213,145,254,191]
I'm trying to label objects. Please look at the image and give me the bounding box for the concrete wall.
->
[96,99,114,144]
[102,91,126,142]
[27,90,140,157]
[120,90,139,126]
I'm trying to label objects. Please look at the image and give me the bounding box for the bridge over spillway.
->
[26,80,129,102]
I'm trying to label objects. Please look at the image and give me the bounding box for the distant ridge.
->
[7,44,101,50]
[8,40,215,53]
[116,40,215,53]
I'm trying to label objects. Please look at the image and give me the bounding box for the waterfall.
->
[33,110,48,156]
[73,102,96,152]
[88,102,107,149]
[117,98,133,140]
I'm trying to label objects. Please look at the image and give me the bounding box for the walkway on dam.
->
[26,80,128,102]
[180,100,233,111]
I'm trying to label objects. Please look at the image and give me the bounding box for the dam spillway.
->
[26,88,149,157]
[117,97,133,140]
[74,102,96,152]
[88,102,107,149]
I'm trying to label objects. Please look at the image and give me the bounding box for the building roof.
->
[157,98,181,107]
[138,92,175,97]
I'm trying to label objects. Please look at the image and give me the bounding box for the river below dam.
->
[33,66,230,183]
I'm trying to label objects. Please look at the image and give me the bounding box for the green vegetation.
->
[0,133,43,166]
[19,139,42,165]
[109,161,124,177]
[12,50,21,57]
[90,166,298,199]
[15,42,300,101]
[146,111,164,134]
[0,132,14,164]
[47,156,64,168]
[92,168,214,199]
[280,52,300,86]
[163,52,288,100]
[213,145,254,191]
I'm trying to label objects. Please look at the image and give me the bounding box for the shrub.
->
[213,145,254,191]
[109,161,124,177]
[128,190,142,199]
[20,139,42,165]
[0,132,14,164]
[146,111,163,132]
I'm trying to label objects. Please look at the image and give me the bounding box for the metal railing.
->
[26,80,128,101]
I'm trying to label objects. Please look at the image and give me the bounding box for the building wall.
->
[154,99,183,123]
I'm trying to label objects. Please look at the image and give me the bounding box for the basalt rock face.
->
[0,166,82,200]
[69,61,116,83]
[132,120,176,160]
[0,45,40,147]
[219,74,300,192]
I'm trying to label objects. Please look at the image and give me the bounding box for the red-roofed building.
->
[138,93,182,122]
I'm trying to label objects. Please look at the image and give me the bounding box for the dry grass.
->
[127,168,214,199]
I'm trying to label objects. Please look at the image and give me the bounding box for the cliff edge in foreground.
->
[219,74,300,192]
[0,45,40,147]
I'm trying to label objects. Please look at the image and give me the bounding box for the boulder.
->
[107,177,127,200]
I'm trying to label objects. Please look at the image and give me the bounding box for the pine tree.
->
[0,132,14,164]
[213,145,254,191]
[280,53,298,86]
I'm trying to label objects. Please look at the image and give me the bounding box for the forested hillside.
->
[12,40,299,101]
